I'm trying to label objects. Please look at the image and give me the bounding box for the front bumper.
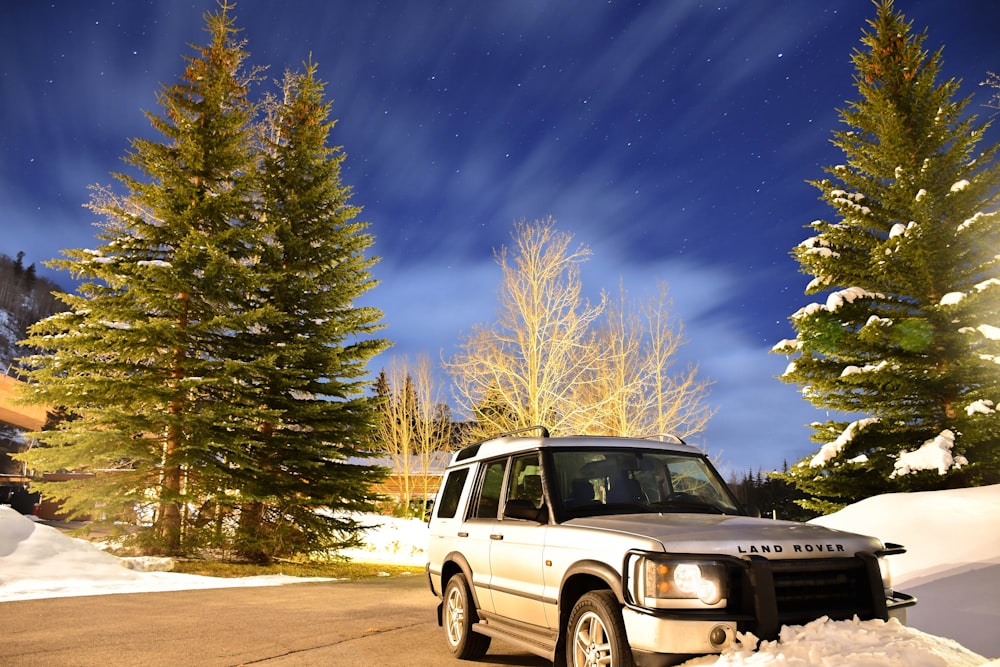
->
[886,590,917,624]
[622,589,914,664]
[620,549,917,659]
[623,610,736,656]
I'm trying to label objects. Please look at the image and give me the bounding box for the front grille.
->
[771,558,875,623]
[729,555,883,640]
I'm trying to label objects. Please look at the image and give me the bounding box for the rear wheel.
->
[565,590,634,667]
[443,573,491,659]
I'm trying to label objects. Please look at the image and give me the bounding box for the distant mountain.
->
[0,252,66,483]
[0,252,66,373]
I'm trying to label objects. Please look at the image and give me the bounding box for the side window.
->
[471,460,506,519]
[435,468,470,519]
[506,453,543,510]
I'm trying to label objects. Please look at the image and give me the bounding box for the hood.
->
[565,513,884,558]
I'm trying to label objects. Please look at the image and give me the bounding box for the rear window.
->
[435,467,470,519]
[471,460,507,519]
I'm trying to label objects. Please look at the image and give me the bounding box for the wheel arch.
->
[558,559,624,638]
[437,553,486,616]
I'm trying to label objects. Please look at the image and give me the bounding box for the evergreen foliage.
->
[729,464,818,523]
[14,5,387,559]
[230,61,390,563]
[773,0,1000,512]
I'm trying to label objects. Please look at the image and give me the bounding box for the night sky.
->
[2,1,999,474]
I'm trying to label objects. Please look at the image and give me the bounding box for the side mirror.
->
[504,499,546,522]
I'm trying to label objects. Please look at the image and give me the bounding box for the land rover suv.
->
[425,428,915,667]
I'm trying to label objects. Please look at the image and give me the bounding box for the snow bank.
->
[812,484,1000,658]
[811,484,1000,586]
[337,512,430,565]
[680,616,986,666]
[0,506,332,601]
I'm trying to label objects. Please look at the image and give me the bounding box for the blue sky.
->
[2,1,999,475]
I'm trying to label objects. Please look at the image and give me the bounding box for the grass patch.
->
[170,559,424,580]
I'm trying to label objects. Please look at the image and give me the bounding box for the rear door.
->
[456,458,507,615]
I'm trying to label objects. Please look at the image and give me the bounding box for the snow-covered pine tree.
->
[773,0,1000,513]
[234,62,389,562]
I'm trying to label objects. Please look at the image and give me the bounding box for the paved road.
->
[2,575,549,666]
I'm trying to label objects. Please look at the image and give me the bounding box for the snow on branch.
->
[806,275,832,291]
[770,338,801,354]
[957,211,989,232]
[793,287,885,320]
[840,360,889,377]
[808,417,880,468]
[888,221,916,238]
[965,399,995,416]
[890,430,967,478]
[977,324,1000,341]
[798,236,840,259]
[829,189,871,216]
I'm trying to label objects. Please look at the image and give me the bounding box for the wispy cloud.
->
[370,244,820,472]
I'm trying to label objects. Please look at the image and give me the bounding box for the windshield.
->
[550,447,741,518]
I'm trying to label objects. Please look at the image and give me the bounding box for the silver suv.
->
[425,428,915,667]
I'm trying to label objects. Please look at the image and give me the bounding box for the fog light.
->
[709,625,731,649]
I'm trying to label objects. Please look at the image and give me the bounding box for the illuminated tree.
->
[448,218,714,444]
[17,6,387,558]
[774,0,1000,512]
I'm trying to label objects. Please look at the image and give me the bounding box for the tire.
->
[443,573,491,659]
[565,590,634,667]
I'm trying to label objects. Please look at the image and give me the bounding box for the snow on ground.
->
[811,484,1000,660]
[2,486,1000,666]
[0,505,336,600]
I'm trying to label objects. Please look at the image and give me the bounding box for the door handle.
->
[457,531,469,537]
[490,534,504,540]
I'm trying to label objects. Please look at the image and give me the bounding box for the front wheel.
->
[443,573,491,659]
[565,590,634,667]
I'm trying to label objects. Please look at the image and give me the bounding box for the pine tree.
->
[773,0,1000,513]
[16,6,388,558]
[235,61,389,561]
[17,5,262,553]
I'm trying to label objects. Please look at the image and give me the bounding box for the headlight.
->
[639,558,726,608]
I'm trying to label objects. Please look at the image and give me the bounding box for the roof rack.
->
[455,425,550,461]
[640,433,687,445]
[472,425,549,445]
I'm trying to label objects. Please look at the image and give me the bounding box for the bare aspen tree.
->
[447,217,605,438]
[985,72,1000,112]
[572,281,650,436]
[376,360,417,510]
[377,354,452,517]
[412,355,451,519]
[572,281,714,440]
[640,281,715,440]
[449,218,714,444]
